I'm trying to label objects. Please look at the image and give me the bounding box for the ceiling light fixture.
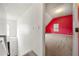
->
[55,8,64,14]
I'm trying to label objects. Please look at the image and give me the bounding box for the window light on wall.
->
[7,24,10,36]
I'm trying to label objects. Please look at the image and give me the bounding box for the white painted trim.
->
[72,3,78,56]
[42,3,45,56]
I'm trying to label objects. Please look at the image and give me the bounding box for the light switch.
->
[53,24,59,32]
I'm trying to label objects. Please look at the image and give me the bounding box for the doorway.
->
[44,3,73,56]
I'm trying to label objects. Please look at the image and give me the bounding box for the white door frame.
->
[72,3,78,56]
[42,3,46,56]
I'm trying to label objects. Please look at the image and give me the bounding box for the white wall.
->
[30,4,44,56]
[4,3,32,56]
[3,3,44,56]
[0,4,6,35]
[17,4,44,56]
[0,4,7,56]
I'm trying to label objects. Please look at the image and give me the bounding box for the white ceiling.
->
[3,3,33,20]
[45,3,73,17]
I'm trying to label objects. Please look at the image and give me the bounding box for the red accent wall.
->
[45,15,73,35]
